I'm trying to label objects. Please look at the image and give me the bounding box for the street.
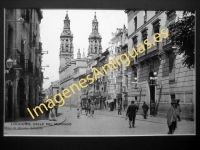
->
[4,106,194,136]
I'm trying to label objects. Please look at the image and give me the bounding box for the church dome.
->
[89,32,101,39]
[60,30,73,37]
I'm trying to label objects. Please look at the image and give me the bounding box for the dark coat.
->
[126,104,138,117]
[142,104,149,112]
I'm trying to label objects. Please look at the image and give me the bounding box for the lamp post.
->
[131,77,142,109]
[149,71,163,116]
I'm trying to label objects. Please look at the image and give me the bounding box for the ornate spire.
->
[65,11,69,20]
[92,12,98,23]
[82,48,85,58]
[77,48,81,59]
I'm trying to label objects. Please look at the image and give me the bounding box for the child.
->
[77,108,81,119]
[90,103,95,118]
[118,104,122,115]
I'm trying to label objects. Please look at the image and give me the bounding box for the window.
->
[134,16,137,31]
[132,36,138,61]
[25,9,30,22]
[155,11,160,15]
[21,39,25,54]
[166,11,176,22]
[170,93,175,101]
[169,55,175,83]
[144,10,147,23]
[141,29,148,54]
[7,25,13,57]
[126,75,128,89]
[152,18,160,49]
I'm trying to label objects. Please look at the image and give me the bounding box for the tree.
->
[169,11,195,69]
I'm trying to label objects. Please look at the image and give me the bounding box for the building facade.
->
[125,10,195,118]
[5,9,43,121]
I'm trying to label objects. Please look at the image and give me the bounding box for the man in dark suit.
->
[126,101,138,128]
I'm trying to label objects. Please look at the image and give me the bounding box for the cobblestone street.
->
[4,106,195,136]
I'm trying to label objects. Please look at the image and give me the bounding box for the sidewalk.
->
[4,107,67,128]
[83,107,194,125]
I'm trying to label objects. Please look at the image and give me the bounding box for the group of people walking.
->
[125,99,181,135]
[77,99,97,119]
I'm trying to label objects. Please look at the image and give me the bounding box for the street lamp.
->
[5,58,22,73]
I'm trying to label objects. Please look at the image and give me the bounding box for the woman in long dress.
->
[49,107,57,121]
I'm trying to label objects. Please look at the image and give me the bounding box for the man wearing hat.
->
[176,99,181,121]
[167,100,177,134]
[126,100,138,128]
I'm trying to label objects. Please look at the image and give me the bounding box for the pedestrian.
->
[85,100,88,116]
[126,101,138,128]
[167,100,177,134]
[118,104,122,115]
[176,99,181,121]
[123,102,126,110]
[55,92,60,117]
[54,102,59,117]
[142,101,149,119]
[88,101,91,115]
[49,107,57,121]
[90,103,95,118]
[77,108,81,119]
[104,99,107,109]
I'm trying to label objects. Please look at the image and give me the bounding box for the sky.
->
[40,9,127,90]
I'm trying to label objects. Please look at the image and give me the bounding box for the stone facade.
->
[5,9,43,120]
[125,10,195,119]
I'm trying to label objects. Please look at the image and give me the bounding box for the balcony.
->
[35,42,42,54]
[162,37,173,52]
[138,44,160,63]
[5,48,25,69]
[39,72,43,81]
[25,59,33,73]
[35,66,39,77]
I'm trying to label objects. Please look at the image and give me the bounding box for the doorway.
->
[18,78,25,117]
[7,86,13,118]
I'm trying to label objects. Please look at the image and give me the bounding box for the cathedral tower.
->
[88,12,102,57]
[59,11,74,72]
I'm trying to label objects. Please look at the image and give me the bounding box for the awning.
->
[105,99,114,103]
